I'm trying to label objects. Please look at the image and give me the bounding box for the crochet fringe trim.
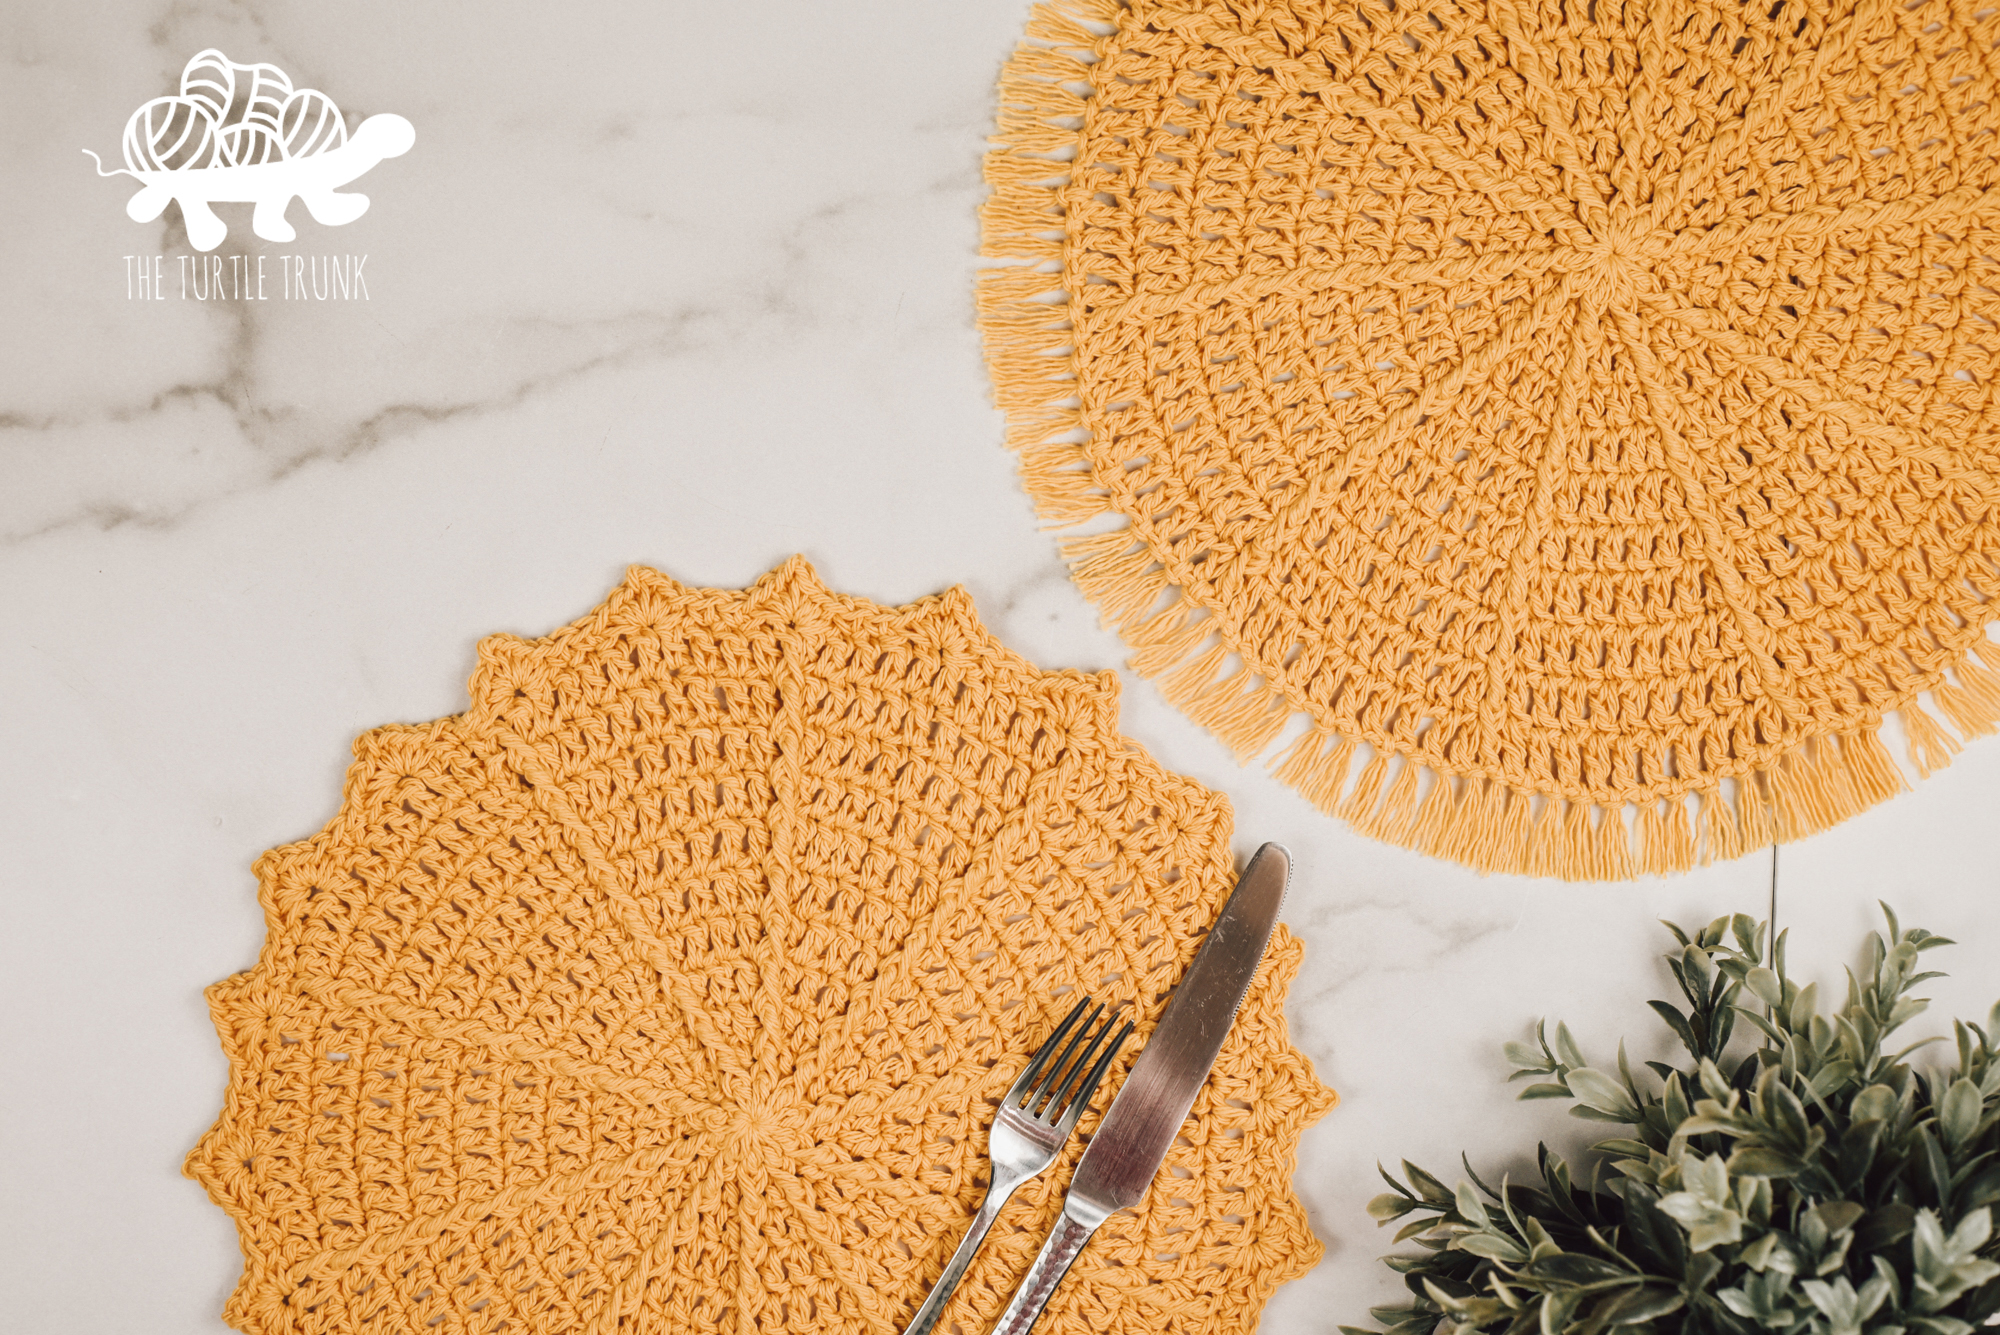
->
[976,0,2000,881]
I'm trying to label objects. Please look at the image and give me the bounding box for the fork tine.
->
[1027,1001,1105,1114]
[1039,1005,1117,1115]
[1052,1018,1134,1132]
[1006,997,1090,1104]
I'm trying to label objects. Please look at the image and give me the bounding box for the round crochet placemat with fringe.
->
[981,0,2000,879]
[185,558,1334,1335]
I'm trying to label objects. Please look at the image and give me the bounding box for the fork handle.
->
[986,1207,1102,1335]
[899,1180,1019,1335]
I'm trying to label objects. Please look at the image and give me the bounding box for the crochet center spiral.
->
[981,0,2000,878]
[185,560,1333,1335]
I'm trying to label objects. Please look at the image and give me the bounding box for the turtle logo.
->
[84,49,413,253]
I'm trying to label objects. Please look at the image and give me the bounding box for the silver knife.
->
[985,842,1291,1335]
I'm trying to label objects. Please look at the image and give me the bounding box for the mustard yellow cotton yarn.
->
[186,559,1333,1335]
[981,0,2000,879]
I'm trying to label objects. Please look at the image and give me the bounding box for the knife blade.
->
[986,842,1291,1335]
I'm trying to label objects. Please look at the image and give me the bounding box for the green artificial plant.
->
[1356,908,2000,1335]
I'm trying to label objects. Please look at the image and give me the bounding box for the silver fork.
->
[899,997,1133,1335]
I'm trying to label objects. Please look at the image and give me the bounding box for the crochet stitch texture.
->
[186,559,1334,1335]
[980,0,2000,878]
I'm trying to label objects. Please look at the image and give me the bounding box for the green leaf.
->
[1555,1023,1588,1071]
[1907,1318,1974,1335]
[1720,1269,1805,1324]
[1569,1067,1640,1120]
[1941,1077,1982,1152]
[1377,1162,1417,1197]
[1767,1074,1811,1146]
[1837,1119,1884,1190]
[1799,1271,1893,1334]
[1745,966,1785,1009]
[1850,1084,1899,1124]
[1786,980,1819,1035]
[1856,1202,1918,1250]
[1698,1058,1734,1102]
[1810,1059,1860,1099]
[1733,1006,1787,1046]
[1659,1154,1745,1252]
[1368,1192,1418,1223]
[1391,1215,1439,1244]
[1451,1231,1528,1264]
[1519,1082,1575,1100]
[1911,1206,2000,1305]
[1403,1161,1454,1205]
[1958,1163,2000,1210]
[1662,1072,1691,1129]
[1728,1147,1806,1178]
[1919,1124,1952,1205]
[1453,1181,1490,1230]
[1737,1230,1788,1273]
[1892,996,1932,1028]
[1649,1000,1700,1058]
[1600,1285,1685,1325]
[1520,1253,1636,1286]
[1803,1201,1865,1238]
[1683,944,1716,998]
[1732,914,1761,958]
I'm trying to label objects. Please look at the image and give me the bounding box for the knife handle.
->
[987,1209,1101,1335]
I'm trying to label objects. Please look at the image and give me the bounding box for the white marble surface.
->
[4,3,1998,1331]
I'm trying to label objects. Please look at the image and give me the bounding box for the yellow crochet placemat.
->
[186,559,1334,1335]
[980,0,2000,879]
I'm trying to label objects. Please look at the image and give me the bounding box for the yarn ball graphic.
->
[119,50,322,174]
[185,561,1334,1335]
[90,48,411,251]
[980,0,2000,879]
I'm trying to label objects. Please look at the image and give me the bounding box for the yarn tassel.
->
[1415,775,1465,863]
[1017,444,1110,524]
[1491,784,1531,875]
[1158,643,1231,712]
[1635,800,1667,876]
[978,0,1112,564]
[1184,669,1291,760]
[1902,703,1961,777]
[1125,603,1211,676]
[1524,797,1559,878]
[1271,728,1355,813]
[1768,738,1839,840]
[1593,804,1632,881]
[1022,1,1111,45]
[1638,797,1695,876]
[1338,752,1390,827]
[1695,785,1742,865]
[1426,777,1493,869]
[1559,800,1593,877]
[1837,729,1905,809]
[1802,735,1861,835]
[1933,656,2000,741]
[1062,533,1164,627]
[1368,759,1432,843]
[1736,771,1776,851]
